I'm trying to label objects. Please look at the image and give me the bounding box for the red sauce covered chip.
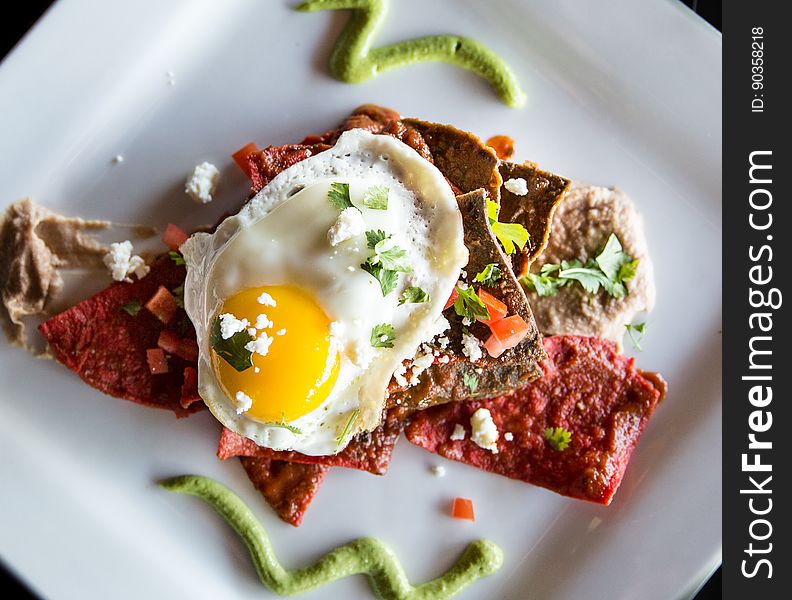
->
[406,336,666,505]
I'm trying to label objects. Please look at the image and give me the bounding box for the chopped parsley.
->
[453,286,489,321]
[121,299,143,316]
[486,199,530,255]
[625,322,648,351]
[361,230,412,296]
[327,182,353,210]
[370,323,396,348]
[209,316,253,372]
[264,412,303,435]
[474,263,502,287]
[171,284,185,308]
[399,286,430,305]
[544,426,572,451]
[521,233,638,298]
[361,185,389,210]
[462,372,479,393]
[335,409,360,448]
[168,250,186,266]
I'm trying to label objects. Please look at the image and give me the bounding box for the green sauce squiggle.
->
[160,475,503,599]
[297,0,526,108]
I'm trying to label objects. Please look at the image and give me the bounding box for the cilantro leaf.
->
[327,182,352,210]
[335,409,360,447]
[521,274,560,297]
[521,233,639,299]
[168,251,185,266]
[625,322,648,351]
[474,263,502,287]
[121,299,142,316]
[361,229,412,295]
[361,185,389,210]
[486,199,530,255]
[453,286,490,321]
[399,286,430,305]
[365,229,389,249]
[210,316,253,372]
[171,284,185,308]
[544,426,572,451]
[371,323,396,348]
[264,412,303,435]
[595,233,632,281]
[360,261,399,296]
[462,372,479,393]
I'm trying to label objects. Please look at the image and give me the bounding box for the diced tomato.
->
[145,286,178,324]
[157,330,198,362]
[476,288,507,325]
[484,314,531,357]
[443,288,459,311]
[451,497,475,521]
[485,135,515,161]
[162,223,189,251]
[232,142,259,178]
[180,367,201,408]
[146,348,169,374]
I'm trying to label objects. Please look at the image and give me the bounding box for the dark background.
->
[0,0,722,598]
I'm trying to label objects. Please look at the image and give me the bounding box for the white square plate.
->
[0,1,721,598]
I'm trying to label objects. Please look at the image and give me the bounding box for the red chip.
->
[406,336,666,505]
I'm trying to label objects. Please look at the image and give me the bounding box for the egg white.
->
[181,130,467,455]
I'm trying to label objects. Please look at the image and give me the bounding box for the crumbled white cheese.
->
[406,345,436,386]
[430,465,446,477]
[461,332,483,362]
[103,241,149,282]
[247,327,258,337]
[457,281,469,290]
[504,177,528,196]
[460,269,467,279]
[379,334,389,343]
[257,291,276,307]
[470,408,499,453]
[392,363,408,387]
[245,331,274,357]
[254,367,261,374]
[185,161,220,204]
[254,314,273,330]
[436,335,450,350]
[276,328,287,336]
[219,313,249,340]
[462,317,472,327]
[327,207,365,246]
[437,354,450,364]
[450,424,466,441]
[234,391,253,414]
[504,432,514,441]
[349,338,374,369]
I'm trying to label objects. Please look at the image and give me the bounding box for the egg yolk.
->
[212,286,339,423]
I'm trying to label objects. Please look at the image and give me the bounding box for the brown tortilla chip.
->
[217,409,404,475]
[387,189,546,411]
[239,456,328,527]
[497,161,570,276]
[402,119,502,199]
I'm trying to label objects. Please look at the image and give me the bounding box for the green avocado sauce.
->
[296,0,526,108]
[160,475,504,599]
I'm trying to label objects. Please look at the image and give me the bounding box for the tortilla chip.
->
[239,456,328,527]
[387,190,546,411]
[248,143,330,193]
[402,119,502,199]
[497,161,570,276]
[217,409,404,475]
[39,256,202,417]
[405,335,666,505]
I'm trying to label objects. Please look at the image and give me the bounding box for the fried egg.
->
[181,130,467,455]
